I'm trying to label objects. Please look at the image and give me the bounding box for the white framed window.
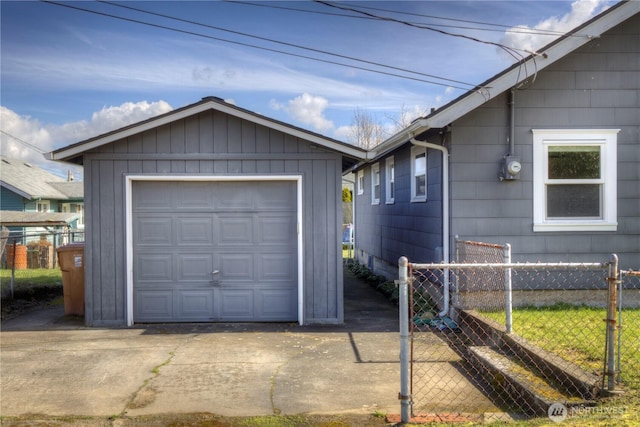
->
[385,156,395,204]
[357,170,364,195]
[36,200,50,212]
[61,202,85,228]
[411,145,427,202]
[371,163,380,205]
[532,129,618,232]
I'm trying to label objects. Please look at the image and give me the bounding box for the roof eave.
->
[366,0,638,163]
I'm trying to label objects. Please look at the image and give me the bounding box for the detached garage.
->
[50,97,366,326]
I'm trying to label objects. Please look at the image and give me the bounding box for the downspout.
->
[509,89,515,155]
[410,138,450,317]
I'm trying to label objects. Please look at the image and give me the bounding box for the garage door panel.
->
[133,182,174,210]
[258,253,296,282]
[216,183,254,210]
[136,290,173,320]
[136,217,173,245]
[255,182,296,210]
[257,215,296,245]
[136,254,173,284]
[257,289,296,319]
[218,216,253,245]
[220,289,254,319]
[176,182,214,209]
[177,217,214,245]
[177,254,214,282]
[220,254,253,281]
[176,290,215,320]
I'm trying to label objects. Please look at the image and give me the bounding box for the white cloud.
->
[500,0,609,57]
[270,93,335,133]
[1,101,173,179]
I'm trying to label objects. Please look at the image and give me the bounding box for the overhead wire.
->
[98,0,477,88]
[229,0,580,37]
[40,0,477,91]
[0,130,46,154]
[314,0,528,63]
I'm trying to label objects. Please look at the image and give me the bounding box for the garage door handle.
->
[211,270,219,275]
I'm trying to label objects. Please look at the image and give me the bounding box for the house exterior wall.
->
[0,189,24,211]
[353,145,443,278]
[354,12,638,278]
[82,110,344,326]
[450,13,639,269]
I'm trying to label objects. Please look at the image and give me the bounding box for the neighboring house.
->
[49,97,366,326]
[0,156,84,235]
[352,1,639,281]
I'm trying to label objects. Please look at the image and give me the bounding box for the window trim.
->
[356,170,364,195]
[532,129,618,232]
[371,163,380,205]
[385,156,395,204]
[411,145,427,202]
[36,200,50,212]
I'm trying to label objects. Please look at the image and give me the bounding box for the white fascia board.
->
[51,100,367,161]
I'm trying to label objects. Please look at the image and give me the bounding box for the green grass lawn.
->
[0,268,62,294]
[480,304,640,391]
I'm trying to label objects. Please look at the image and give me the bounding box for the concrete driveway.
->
[1,271,401,419]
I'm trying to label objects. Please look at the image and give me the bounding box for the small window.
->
[357,170,364,195]
[371,163,380,205]
[533,129,618,232]
[36,200,50,212]
[411,146,427,202]
[385,156,395,204]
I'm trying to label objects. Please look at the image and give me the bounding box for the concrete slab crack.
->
[120,348,177,415]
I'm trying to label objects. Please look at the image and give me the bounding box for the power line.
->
[0,130,45,154]
[41,0,478,91]
[99,0,477,88]
[314,1,531,62]
[229,0,577,38]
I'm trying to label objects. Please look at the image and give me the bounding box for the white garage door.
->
[132,180,298,322]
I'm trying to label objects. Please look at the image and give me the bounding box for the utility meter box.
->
[500,155,522,181]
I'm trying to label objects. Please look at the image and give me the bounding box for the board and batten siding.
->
[449,12,639,269]
[82,110,343,326]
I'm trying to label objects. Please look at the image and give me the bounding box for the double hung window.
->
[532,129,618,232]
[411,146,427,202]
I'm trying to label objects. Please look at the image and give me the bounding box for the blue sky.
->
[1,0,614,177]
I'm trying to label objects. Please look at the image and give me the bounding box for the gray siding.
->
[354,146,443,276]
[83,110,343,326]
[355,12,638,276]
[450,13,639,269]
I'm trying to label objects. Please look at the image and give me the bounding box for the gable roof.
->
[370,0,639,159]
[0,156,82,201]
[49,96,368,166]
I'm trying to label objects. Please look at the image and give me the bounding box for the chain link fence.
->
[1,230,83,300]
[397,239,639,422]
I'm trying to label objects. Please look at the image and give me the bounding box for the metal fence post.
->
[605,253,619,391]
[398,256,411,423]
[504,243,512,333]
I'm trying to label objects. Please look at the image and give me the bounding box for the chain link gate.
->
[397,241,639,423]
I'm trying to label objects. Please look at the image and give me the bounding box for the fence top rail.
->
[456,239,506,249]
[409,261,608,270]
[622,269,640,277]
